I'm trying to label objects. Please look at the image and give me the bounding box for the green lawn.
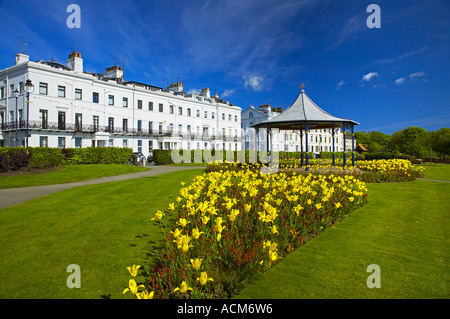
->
[1,164,449,299]
[237,179,450,299]
[0,169,205,299]
[0,164,149,189]
[421,163,450,181]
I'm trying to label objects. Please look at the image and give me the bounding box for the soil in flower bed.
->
[0,166,63,177]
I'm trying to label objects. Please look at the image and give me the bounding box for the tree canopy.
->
[355,126,449,158]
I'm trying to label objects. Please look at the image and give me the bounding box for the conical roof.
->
[253,85,359,130]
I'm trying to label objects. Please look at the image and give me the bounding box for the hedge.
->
[60,147,133,165]
[319,151,353,159]
[0,147,133,171]
[153,149,315,165]
[28,147,64,169]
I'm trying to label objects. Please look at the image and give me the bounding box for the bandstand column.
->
[305,122,309,171]
[332,124,336,167]
[351,124,355,167]
[266,124,270,165]
[300,127,304,167]
[342,123,346,169]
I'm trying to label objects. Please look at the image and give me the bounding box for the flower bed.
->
[276,158,425,183]
[124,163,368,299]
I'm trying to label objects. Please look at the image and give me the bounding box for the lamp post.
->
[24,79,34,149]
[14,89,19,146]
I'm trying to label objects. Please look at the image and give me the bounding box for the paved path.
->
[0,165,205,210]
[417,178,450,183]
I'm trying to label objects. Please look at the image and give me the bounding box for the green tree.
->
[355,131,391,152]
[432,128,450,158]
[389,127,431,158]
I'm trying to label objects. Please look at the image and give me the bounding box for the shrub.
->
[153,150,175,165]
[0,147,31,171]
[28,147,64,168]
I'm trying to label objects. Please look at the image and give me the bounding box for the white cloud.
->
[187,88,202,95]
[336,80,346,90]
[222,89,235,98]
[395,77,406,85]
[243,74,264,91]
[361,72,379,82]
[409,71,426,79]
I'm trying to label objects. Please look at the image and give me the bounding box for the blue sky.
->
[0,0,449,134]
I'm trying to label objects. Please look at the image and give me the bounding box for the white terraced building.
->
[0,51,242,157]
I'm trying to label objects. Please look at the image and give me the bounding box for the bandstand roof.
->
[252,84,359,130]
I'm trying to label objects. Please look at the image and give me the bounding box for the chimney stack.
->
[15,52,29,65]
[201,88,210,98]
[104,65,124,80]
[67,51,83,74]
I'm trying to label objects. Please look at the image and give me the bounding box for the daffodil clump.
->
[124,162,369,300]
[214,158,424,183]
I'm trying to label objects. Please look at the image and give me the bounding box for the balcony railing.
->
[1,121,242,141]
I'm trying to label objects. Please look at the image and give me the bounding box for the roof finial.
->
[300,82,305,90]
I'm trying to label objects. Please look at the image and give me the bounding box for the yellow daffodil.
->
[349,197,355,202]
[151,210,164,221]
[269,242,278,252]
[173,281,193,294]
[244,204,252,212]
[223,200,234,210]
[269,225,279,235]
[315,203,323,210]
[168,202,175,211]
[294,204,303,215]
[123,279,145,295]
[215,217,224,228]
[334,202,342,208]
[176,235,193,253]
[178,218,190,228]
[190,258,202,271]
[201,215,210,225]
[228,209,240,222]
[268,250,281,263]
[169,228,182,239]
[197,272,214,286]
[126,264,141,277]
[137,290,154,299]
[192,228,204,240]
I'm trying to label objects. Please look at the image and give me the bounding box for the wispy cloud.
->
[365,113,450,132]
[361,72,379,82]
[178,0,311,87]
[243,74,264,91]
[336,80,346,90]
[222,89,236,98]
[394,72,427,86]
[373,46,428,65]
[395,77,406,85]
[409,71,426,79]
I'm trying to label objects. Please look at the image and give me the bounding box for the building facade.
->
[0,51,242,157]
[241,104,346,154]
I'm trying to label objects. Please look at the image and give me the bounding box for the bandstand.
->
[252,83,360,170]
